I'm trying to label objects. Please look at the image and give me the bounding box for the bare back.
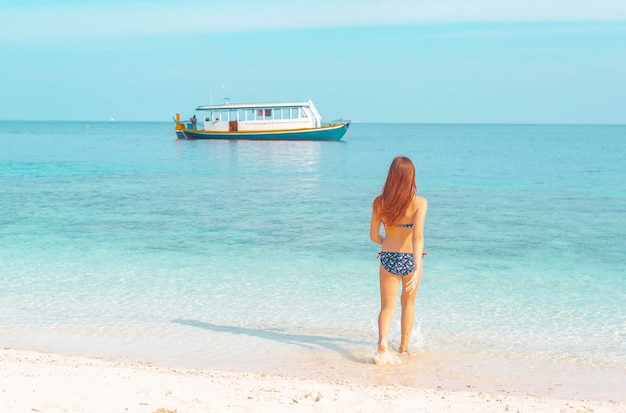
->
[370,195,428,254]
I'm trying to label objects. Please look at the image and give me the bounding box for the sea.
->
[1,121,624,400]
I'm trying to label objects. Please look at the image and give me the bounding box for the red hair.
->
[373,156,416,225]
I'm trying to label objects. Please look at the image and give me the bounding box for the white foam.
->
[372,350,402,365]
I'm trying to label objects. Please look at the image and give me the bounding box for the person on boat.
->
[190,115,197,129]
[370,156,428,358]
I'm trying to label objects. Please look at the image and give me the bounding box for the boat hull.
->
[176,123,349,141]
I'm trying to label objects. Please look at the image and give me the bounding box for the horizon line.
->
[2,119,624,127]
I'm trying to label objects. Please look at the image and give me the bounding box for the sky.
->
[1,0,625,123]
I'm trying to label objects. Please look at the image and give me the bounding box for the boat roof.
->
[196,101,313,111]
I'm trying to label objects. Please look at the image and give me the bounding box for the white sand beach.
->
[1,348,623,413]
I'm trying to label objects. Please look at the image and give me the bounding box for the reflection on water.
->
[175,139,324,175]
[235,140,323,173]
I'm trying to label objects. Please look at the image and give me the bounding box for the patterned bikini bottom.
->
[378,251,427,276]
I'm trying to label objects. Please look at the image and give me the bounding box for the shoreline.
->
[2,348,624,413]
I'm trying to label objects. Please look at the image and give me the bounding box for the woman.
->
[370,156,428,356]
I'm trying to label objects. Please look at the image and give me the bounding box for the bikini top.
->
[382,222,413,228]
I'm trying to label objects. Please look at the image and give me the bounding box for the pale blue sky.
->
[1,0,625,123]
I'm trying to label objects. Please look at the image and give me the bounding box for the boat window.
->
[274,109,282,120]
[300,108,308,118]
[255,109,273,120]
[282,108,291,120]
[221,111,230,121]
[246,109,254,121]
[291,108,299,119]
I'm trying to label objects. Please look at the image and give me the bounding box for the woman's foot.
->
[398,344,410,355]
[373,345,401,365]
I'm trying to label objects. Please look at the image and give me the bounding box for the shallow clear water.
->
[1,121,625,396]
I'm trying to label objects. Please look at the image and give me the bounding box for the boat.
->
[174,99,349,141]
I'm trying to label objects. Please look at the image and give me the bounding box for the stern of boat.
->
[174,113,185,131]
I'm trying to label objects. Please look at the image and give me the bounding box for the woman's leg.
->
[378,267,400,352]
[399,269,421,354]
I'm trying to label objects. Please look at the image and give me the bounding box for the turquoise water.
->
[1,121,625,392]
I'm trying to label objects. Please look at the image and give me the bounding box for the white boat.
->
[174,100,349,141]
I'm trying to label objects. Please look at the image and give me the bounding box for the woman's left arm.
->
[370,204,384,245]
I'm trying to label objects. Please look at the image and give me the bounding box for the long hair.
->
[373,156,416,225]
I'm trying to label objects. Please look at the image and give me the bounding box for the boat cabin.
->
[194,100,322,132]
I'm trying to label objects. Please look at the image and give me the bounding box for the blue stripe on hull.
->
[176,123,349,141]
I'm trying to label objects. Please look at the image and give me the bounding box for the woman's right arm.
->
[370,204,384,245]
[405,196,428,293]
